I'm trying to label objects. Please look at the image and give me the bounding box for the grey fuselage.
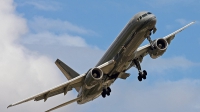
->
[77,11,157,104]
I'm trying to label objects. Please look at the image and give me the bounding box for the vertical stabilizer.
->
[55,59,80,91]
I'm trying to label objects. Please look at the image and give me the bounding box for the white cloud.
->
[142,56,198,74]
[24,1,61,11]
[176,19,191,25]
[76,79,200,112]
[115,79,200,112]
[20,16,98,48]
[0,1,77,112]
[21,32,88,47]
[0,1,104,112]
[29,16,96,35]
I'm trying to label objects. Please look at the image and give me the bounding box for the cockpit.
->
[137,12,152,21]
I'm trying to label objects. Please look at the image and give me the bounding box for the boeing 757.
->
[8,11,195,112]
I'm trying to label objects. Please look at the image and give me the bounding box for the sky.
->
[1,0,200,112]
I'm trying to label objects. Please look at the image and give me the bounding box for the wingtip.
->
[55,59,59,63]
[55,59,61,64]
[45,110,50,112]
[45,108,53,112]
[7,104,13,108]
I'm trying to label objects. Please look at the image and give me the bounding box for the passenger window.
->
[142,14,147,17]
[137,16,142,21]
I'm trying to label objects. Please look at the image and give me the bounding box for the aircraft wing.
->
[7,74,85,108]
[7,59,115,108]
[163,21,195,44]
[134,21,195,63]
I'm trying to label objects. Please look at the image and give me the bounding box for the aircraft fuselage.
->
[77,11,157,104]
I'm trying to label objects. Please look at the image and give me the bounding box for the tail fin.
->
[55,59,80,91]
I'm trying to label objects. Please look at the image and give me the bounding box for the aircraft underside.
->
[7,11,195,112]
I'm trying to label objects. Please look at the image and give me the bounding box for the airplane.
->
[7,11,195,112]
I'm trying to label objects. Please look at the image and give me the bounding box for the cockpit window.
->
[147,12,152,14]
[137,12,152,21]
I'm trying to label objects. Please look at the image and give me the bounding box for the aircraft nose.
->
[148,15,157,29]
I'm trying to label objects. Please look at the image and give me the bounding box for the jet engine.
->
[149,38,168,59]
[84,68,103,89]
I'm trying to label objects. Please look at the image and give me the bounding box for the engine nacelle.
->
[84,68,103,89]
[149,38,168,59]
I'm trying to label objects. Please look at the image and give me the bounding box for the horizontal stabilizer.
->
[46,97,80,112]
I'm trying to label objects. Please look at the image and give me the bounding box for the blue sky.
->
[1,0,200,112]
